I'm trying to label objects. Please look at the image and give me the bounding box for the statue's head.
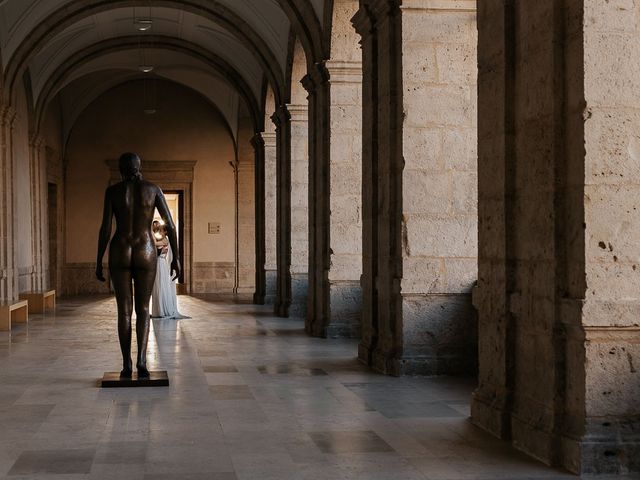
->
[118,152,142,180]
[152,220,161,232]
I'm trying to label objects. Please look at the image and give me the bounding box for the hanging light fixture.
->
[133,3,153,31]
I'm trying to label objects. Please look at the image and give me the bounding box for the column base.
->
[264,269,277,305]
[289,272,308,319]
[401,293,477,375]
[327,280,362,338]
[571,417,640,475]
[472,389,640,475]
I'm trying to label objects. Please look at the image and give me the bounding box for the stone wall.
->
[472,0,640,475]
[354,0,477,374]
[63,80,237,296]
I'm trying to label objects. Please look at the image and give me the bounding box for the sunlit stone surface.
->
[0,296,576,479]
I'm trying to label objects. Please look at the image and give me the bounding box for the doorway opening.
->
[154,191,185,287]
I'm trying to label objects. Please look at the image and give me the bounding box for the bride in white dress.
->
[151,222,188,319]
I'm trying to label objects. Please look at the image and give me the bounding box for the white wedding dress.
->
[151,243,188,319]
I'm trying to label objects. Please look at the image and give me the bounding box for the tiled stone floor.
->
[0,296,582,479]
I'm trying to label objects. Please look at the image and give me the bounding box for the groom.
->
[96,153,180,377]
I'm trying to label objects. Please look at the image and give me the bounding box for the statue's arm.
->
[155,188,181,280]
[96,188,113,281]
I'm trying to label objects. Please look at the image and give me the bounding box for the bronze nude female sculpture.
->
[96,153,180,378]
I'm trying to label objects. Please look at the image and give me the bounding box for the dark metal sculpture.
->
[96,153,180,378]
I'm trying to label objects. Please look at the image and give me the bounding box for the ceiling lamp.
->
[139,65,154,73]
[135,19,153,31]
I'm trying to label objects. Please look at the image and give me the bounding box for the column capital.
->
[270,105,290,129]
[261,131,277,148]
[352,4,375,38]
[302,62,330,95]
[0,104,17,130]
[250,132,265,150]
[286,103,308,122]
[29,133,45,149]
[369,0,401,22]
[326,60,362,85]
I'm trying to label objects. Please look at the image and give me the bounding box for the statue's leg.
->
[132,265,156,377]
[110,267,133,377]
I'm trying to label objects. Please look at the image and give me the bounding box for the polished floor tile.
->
[0,296,582,480]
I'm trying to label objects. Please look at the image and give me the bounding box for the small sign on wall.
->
[208,222,221,235]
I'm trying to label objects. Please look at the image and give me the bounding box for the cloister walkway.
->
[0,296,574,479]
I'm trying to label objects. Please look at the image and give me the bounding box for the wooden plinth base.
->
[100,371,169,388]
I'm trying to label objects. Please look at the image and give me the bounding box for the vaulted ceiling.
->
[0,0,327,141]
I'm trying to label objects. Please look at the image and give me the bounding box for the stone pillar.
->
[472,0,640,475]
[272,105,292,317]
[252,133,266,304]
[303,63,331,336]
[325,60,363,337]
[29,134,48,292]
[353,0,478,375]
[352,5,378,365]
[287,103,309,318]
[263,131,278,305]
[234,119,256,296]
[0,105,17,302]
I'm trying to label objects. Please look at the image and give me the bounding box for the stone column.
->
[272,105,292,317]
[287,103,309,318]
[472,0,640,475]
[263,131,278,305]
[29,134,48,292]
[303,63,331,336]
[352,5,378,365]
[234,119,256,297]
[0,105,17,302]
[252,133,266,304]
[353,0,478,375]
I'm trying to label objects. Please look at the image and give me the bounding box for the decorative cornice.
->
[326,60,362,84]
[261,131,277,148]
[400,0,476,12]
[286,103,308,122]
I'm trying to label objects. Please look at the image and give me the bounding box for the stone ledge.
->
[400,0,476,12]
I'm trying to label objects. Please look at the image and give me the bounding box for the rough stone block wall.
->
[472,0,640,475]
[288,104,309,318]
[263,131,277,305]
[400,0,478,373]
[192,262,236,293]
[579,0,640,473]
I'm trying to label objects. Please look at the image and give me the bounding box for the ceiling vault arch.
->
[2,0,301,106]
[34,35,263,136]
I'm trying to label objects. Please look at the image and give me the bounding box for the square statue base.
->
[101,371,169,388]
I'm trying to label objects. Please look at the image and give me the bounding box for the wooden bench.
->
[19,290,55,314]
[0,300,28,331]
